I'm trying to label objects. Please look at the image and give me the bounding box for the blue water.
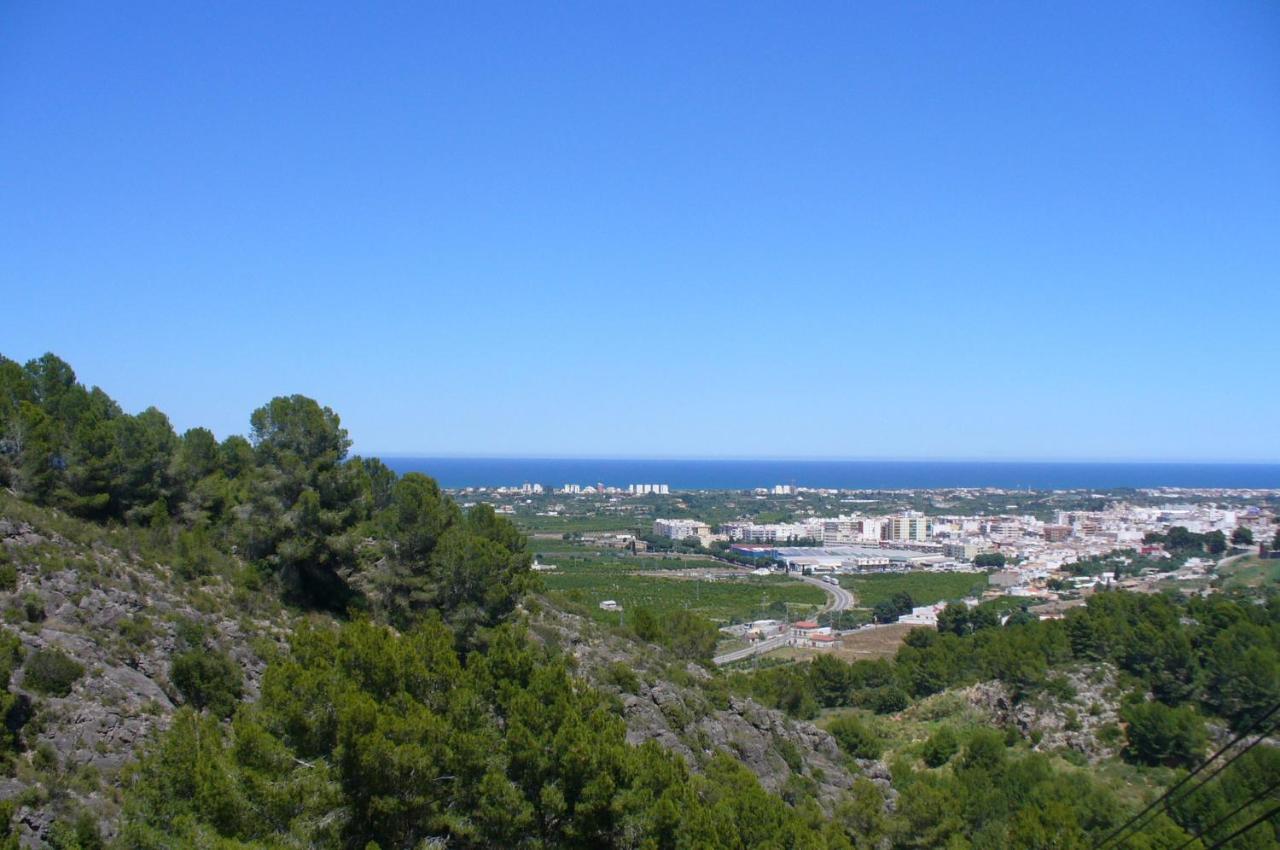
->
[377,458,1280,490]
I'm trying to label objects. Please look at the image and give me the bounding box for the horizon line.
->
[361,452,1280,466]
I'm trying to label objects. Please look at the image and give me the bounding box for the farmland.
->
[540,557,826,625]
[838,571,990,608]
[1218,555,1280,590]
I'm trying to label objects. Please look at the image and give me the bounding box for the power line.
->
[1199,801,1280,850]
[1095,701,1280,850]
[1099,719,1279,849]
[1167,776,1280,850]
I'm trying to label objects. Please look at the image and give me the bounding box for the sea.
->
[377,458,1280,491]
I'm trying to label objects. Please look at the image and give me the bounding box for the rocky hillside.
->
[0,495,890,846]
[0,495,293,845]
[525,601,888,808]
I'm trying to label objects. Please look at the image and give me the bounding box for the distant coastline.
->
[378,457,1280,491]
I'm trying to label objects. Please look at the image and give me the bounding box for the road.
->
[713,634,790,665]
[708,556,856,613]
[711,570,856,665]
[795,574,856,613]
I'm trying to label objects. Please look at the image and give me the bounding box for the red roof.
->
[793,620,819,630]
[811,634,836,642]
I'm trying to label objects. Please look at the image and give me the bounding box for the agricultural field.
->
[540,557,826,625]
[516,514,643,534]
[838,571,990,608]
[1217,555,1280,590]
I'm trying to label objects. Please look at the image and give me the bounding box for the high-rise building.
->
[883,513,930,542]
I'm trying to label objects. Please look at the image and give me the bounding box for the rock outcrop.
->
[964,665,1123,761]
[527,602,867,807]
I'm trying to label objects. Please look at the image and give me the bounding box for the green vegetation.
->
[169,649,244,718]
[737,588,1280,738]
[1067,548,1178,578]
[516,515,641,534]
[873,592,915,624]
[22,648,84,697]
[119,619,850,849]
[972,552,1006,568]
[0,352,531,630]
[1120,700,1207,768]
[728,588,1280,847]
[1144,525,1228,556]
[826,714,883,760]
[0,635,25,762]
[543,558,825,624]
[1218,555,1280,591]
[839,571,988,608]
[920,726,959,767]
[630,607,722,663]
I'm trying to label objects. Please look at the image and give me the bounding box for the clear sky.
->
[2,2,1278,461]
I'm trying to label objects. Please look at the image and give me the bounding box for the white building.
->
[629,484,670,495]
[653,518,712,542]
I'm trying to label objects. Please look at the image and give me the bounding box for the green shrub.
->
[47,810,103,850]
[0,562,17,593]
[170,649,243,718]
[1043,675,1077,702]
[961,729,1008,771]
[21,594,44,624]
[172,617,209,650]
[1122,701,1206,768]
[827,715,883,760]
[32,742,58,772]
[118,616,155,648]
[23,648,84,697]
[921,726,959,767]
[862,685,909,714]
[776,738,805,772]
[602,662,640,694]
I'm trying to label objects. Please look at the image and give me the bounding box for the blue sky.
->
[2,1,1278,461]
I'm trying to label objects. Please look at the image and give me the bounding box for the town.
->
[453,481,1280,663]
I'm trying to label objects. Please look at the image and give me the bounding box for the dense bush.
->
[827,715,883,760]
[921,726,960,767]
[630,606,721,663]
[170,649,243,718]
[23,648,84,697]
[1122,701,1207,768]
[0,634,26,759]
[120,620,848,850]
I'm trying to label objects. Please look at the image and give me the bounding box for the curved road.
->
[711,570,856,665]
[794,574,856,613]
[709,556,856,613]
